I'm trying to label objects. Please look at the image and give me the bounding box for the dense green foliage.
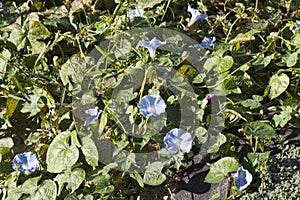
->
[0,0,299,199]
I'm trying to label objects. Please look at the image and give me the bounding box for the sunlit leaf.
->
[245,121,276,139]
[81,136,99,169]
[267,73,289,100]
[46,131,79,173]
[205,157,239,183]
[143,161,166,186]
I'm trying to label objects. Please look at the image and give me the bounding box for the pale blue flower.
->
[139,94,166,117]
[296,20,300,28]
[163,128,193,154]
[85,106,101,125]
[109,102,115,109]
[138,37,166,60]
[12,152,39,174]
[127,6,144,18]
[0,2,2,8]
[194,37,216,49]
[233,166,253,191]
[187,5,208,27]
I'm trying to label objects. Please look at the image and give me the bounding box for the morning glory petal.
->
[139,94,166,117]
[296,20,300,28]
[127,6,144,18]
[180,134,193,153]
[138,37,166,60]
[85,106,101,125]
[12,152,39,174]
[164,137,179,154]
[163,128,193,154]
[187,5,208,27]
[194,37,216,49]
[234,166,253,191]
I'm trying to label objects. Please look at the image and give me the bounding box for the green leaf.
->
[0,137,14,162]
[8,21,50,54]
[0,49,11,80]
[8,25,27,51]
[93,176,115,194]
[143,162,166,186]
[217,56,234,73]
[248,151,270,167]
[203,55,221,72]
[205,157,239,183]
[21,93,44,117]
[26,20,51,40]
[272,106,293,127]
[286,52,298,67]
[252,54,271,71]
[204,133,227,153]
[33,180,57,200]
[5,98,19,119]
[98,110,107,137]
[81,136,99,169]
[64,193,94,200]
[46,131,79,173]
[193,73,206,84]
[137,0,164,8]
[245,121,277,139]
[241,95,263,109]
[59,54,85,90]
[292,33,300,47]
[20,176,41,195]
[117,152,136,172]
[0,137,14,154]
[67,168,86,193]
[193,126,208,145]
[267,73,289,100]
[130,173,144,188]
[229,29,261,44]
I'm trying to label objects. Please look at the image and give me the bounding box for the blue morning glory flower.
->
[194,37,216,49]
[296,20,300,28]
[187,5,208,27]
[163,128,193,154]
[139,94,166,117]
[138,37,166,60]
[85,106,101,125]
[12,152,39,174]
[233,166,253,191]
[109,102,115,109]
[127,6,144,18]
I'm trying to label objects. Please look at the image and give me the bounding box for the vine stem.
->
[110,0,124,25]
[225,17,239,44]
[224,176,230,200]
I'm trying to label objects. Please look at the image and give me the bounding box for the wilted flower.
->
[127,6,144,18]
[187,5,208,27]
[138,37,166,60]
[201,94,213,108]
[85,106,101,125]
[296,20,300,28]
[233,166,253,191]
[194,37,216,49]
[12,152,39,174]
[139,94,166,117]
[163,128,193,154]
